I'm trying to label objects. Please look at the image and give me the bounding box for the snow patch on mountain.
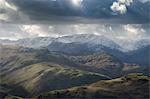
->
[55,34,121,50]
[0,34,149,52]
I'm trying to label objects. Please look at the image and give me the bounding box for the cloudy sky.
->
[0,23,149,41]
[0,0,149,41]
[0,0,149,23]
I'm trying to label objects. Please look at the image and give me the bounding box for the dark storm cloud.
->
[0,0,149,24]
[8,0,81,16]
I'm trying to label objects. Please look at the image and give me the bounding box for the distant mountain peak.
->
[0,34,149,52]
[55,34,121,50]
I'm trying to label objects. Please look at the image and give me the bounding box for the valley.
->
[0,42,149,98]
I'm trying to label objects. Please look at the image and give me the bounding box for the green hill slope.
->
[69,52,124,78]
[38,73,149,99]
[0,45,148,98]
[0,45,110,97]
[1,63,110,97]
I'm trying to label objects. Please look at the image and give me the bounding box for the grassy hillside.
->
[0,45,110,97]
[0,45,148,98]
[1,63,110,97]
[38,73,149,99]
[0,45,78,76]
[1,45,146,78]
[69,52,124,78]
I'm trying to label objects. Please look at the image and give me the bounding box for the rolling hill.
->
[0,45,110,97]
[0,45,148,98]
[1,63,110,97]
[38,73,149,99]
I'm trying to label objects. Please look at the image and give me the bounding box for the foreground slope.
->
[1,63,109,97]
[39,73,149,99]
[0,45,110,97]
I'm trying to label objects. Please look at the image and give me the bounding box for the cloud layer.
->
[0,23,149,40]
[0,0,149,52]
[0,0,149,24]
[111,0,133,14]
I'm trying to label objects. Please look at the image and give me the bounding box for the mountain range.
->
[1,34,149,65]
[0,33,149,98]
[1,34,149,51]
